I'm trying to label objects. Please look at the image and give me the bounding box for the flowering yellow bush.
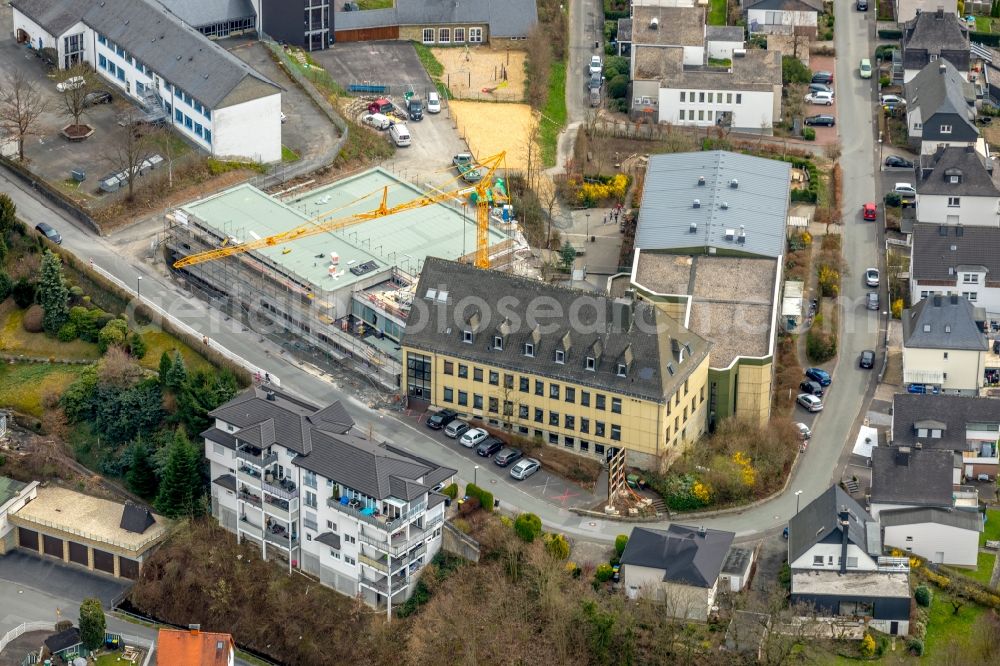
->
[576,174,629,205]
[692,481,712,503]
[801,230,813,246]
[732,452,756,487]
[860,633,876,657]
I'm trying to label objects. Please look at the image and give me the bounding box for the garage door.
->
[18,527,39,551]
[93,548,115,574]
[118,557,139,580]
[42,534,63,558]
[68,541,89,566]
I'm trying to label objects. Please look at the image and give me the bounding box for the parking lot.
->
[313,41,468,186]
[805,54,838,145]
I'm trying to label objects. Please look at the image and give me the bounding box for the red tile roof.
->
[157,628,234,666]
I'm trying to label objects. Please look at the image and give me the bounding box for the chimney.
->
[896,446,911,466]
[936,7,943,18]
[266,390,276,401]
[189,624,201,634]
[839,509,850,574]
[650,16,659,30]
[698,175,706,186]
[933,294,942,307]
[613,297,633,333]
[698,525,707,536]
[693,199,701,208]
[950,293,959,305]
[939,63,947,74]
[914,442,923,450]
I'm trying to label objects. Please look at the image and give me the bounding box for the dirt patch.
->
[432,46,526,102]
[449,101,538,169]
[983,123,1000,150]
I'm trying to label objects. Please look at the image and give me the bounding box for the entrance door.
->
[934,552,945,564]
[890,621,899,635]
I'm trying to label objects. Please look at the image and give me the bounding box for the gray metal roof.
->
[918,146,998,197]
[635,151,790,259]
[906,60,976,135]
[336,0,538,38]
[902,294,988,351]
[746,0,823,10]
[315,531,342,549]
[706,25,745,43]
[620,525,735,588]
[870,446,954,507]
[156,0,255,29]
[911,223,1000,282]
[383,444,456,489]
[788,486,876,566]
[879,506,983,532]
[11,0,280,109]
[892,393,1000,452]
[401,258,710,403]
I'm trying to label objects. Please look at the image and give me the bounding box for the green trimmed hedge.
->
[441,483,458,500]
[465,483,494,513]
[787,157,820,203]
[972,31,1000,47]
[877,28,902,39]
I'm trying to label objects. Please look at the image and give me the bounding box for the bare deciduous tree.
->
[57,64,93,129]
[105,104,160,201]
[0,69,47,161]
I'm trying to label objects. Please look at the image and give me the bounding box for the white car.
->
[804,91,834,106]
[510,458,541,480]
[893,183,916,196]
[797,393,824,412]
[794,422,812,440]
[589,55,603,75]
[426,91,441,113]
[56,76,85,92]
[865,268,880,287]
[459,427,488,448]
[361,113,392,130]
[879,94,906,106]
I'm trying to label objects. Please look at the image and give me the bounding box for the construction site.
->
[164,156,530,390]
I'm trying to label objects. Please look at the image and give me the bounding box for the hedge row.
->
[786,157,820,204]
[877,29,903,39]
[464,483,494,513]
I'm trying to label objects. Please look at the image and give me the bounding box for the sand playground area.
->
[449,101,539,171]
[431,45,526,102]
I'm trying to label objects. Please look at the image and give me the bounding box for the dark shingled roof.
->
[918,147,997,197]
[120,502,157,534]
[401,258,709,403]
[202,427,238,450]
[870,446,955,507]
[911,223,1000,282]
[212,474,237,493]
[905,60,976,137]
[902,294,988,351]
[315,531,341,549]
[44,627,81,653]
[746,0,823,10]
[902,10,971,72]
[788,486,877,566]
[891,393,1000,453]
[879,506,983,532]
[621,525,734,588]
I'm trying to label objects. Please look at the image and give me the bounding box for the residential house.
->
[628,6,708,74]
[400,258,711,469]
[900,9,970,83]
[619,525,735,620]
[745,0,823,36]
[905,61,978,156]
[869,446,961,519]
[880,508,983,566]
[0,477,38,555]
[626,151,789,426]
[891,392,1000,481]
[158,0,257,40]
[910,223,1000,315]
[706,26,746,60]
[204,386,454,610]
[902,294,989,394]
[332,0,538,45]
[916,147,998,226]
[158,627,235,666]
[788,486,911,636]
[895,0,958,24]
[10,0,283,162]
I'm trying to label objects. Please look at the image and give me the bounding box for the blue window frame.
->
[98,35,106,46]
[164,101,171,114]
[175,108,183,123]
[204,129,211,144]
[108,62,116,76]
[98,54,107,69]
[203,108,211,120]
[116,68,125,82]
[194,122,202,137]
[184,116,193,130]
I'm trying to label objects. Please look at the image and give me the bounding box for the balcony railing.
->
[238,517,263,539]
[238,490,262,508]
[264,530,299,549]
[359,573,409,595]
[359,553,389,573]
[236,449,278,468]
[326,497,427,532]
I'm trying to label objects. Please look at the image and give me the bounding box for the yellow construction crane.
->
[172,151,508,270]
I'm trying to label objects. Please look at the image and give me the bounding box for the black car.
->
[856,0,868,9]
[808,82,833,94]
[859,350,875,369]
[476,437,504,457]
[34,222,62,244]
[83,90,113,106]
[884,155,913,169]
[799,380,825,397]
[811,71,834,84]
[493,447,523,467]
[804,114,835,127]
[426,409,458,430]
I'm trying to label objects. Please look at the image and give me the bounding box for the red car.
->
[862,202,877,221]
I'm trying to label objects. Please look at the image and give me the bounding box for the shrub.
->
[806,329,837,363]
[915,584,932,606]
[615,534,629,557]
[98,318,129,353]
[0,270,11,301]
[465,483,494,512]
[514,513,543,542]
[907,638,924,656]
[860,632,876,657]
[802,127,816,141]
[891,298,903,319]
[608,74,629,99]
[441,483,459,499]
[544,533,571,560]
[129,332,147,359]
[11,278,35,308]
[817,265,840,297]
[451,517,471,533]
[57,322,78,342]
[884,192,901,207]
[782,56,812,84]
[595,563,614,583]
[22,304,44,333]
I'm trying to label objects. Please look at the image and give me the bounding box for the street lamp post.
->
[878,132,883,167]
[794,489,803,515]
[474,465,479,487]
[136,275,142,301]
[585,213,590,242]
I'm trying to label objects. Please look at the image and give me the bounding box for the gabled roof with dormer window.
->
[902,294,988,351]
[918,146,997,197]
[892,393,1000,452]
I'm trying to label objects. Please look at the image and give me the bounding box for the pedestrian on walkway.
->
[603,213,608,225]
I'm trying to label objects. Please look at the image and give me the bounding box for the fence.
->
[0,622,52,654]
[0,157,101,235]
[89,262,281,387]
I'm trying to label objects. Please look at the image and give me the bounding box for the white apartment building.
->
[204,387,454,611]
[915,147,1000,228]
[11,0,282,162]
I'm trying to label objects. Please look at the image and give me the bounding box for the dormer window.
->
[463,330,473,343]
[616,363,627,377]
[949,176,960,184]
[524,342,534,357]
[917,428,928,437]
[493,335,503,350]
[931,429,942,438]
[555,350,565,364]
[939,124,952,134]
[586,356,596,371]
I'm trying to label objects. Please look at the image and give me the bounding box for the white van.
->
[389,123,411,147]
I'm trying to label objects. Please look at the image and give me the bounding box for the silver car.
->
[866,292,880,310]
[509,458,540,480]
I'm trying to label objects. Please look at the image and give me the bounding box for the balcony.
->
[326,496,427,532]
[236,448,278,468]
[263,494,295,520]
[238,489,262,508]
[236,465,262,487]
[359,572,409,595]
[359,553,389,573]
[238,516,263,539]
[264,527,299,549]
[953,485,980,509]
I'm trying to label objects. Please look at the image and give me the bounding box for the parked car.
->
[812,71,834,84]
[799,380,825,397]
[588,71,602,91]
[856,0,868,9]
[893,183,916,196]
[34,222,62,244]
[805,367,831,386]
[797,393,824,412]
[389,123,411,147]
[460,427,488,448]
[808,82,833,94]
[367,97,394,115]
[805,91,835,106]
[884,155,913,168]
[866,291,880,310]
[805,114,836,127]
[444,419,470,438]
[589,55,603,75]
[476,438,504,457]
[493,448,523,467]
[362,113,392,130]
[859,349,875,369]
[863,202,878,221]
[879,94,906,107]
[426,91,441,113]
[794,422,812,440]
[865,268,880,287]
[510,458,541,480]
[859,58,873,79]
[82,90,112,106]
[56,76,85,92]
[453,152,475,167]
[405,96,423,121]
[426,408,458,429]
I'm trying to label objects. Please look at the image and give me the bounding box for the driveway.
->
[806,54,840,145]
[0,551,130,618]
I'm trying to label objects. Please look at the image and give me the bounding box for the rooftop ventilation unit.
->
[698,176,706,186]
[729,178,739,189]
[725,229,735,241]
[689,222,698,233]
[720,202,729,210]
[945,325,952,333]
[350,260,379,276]
[692,199,701,208]
[650,17,659,29]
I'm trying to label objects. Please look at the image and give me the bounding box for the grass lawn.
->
[413,43,445,79]
[0,362,91,416]
[708,0,727,25]
[282,145,300,162]
[981,508,1000,547]
[137,329,214,375]
[94,653,140,665]
[963,552,997,586]
[977,16,992,33]
[923,590,987,657]
[357,0,393,8]
[539,61,567,167]
[0,303,100,361]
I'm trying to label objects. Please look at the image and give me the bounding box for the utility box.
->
[70,169,86,182]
